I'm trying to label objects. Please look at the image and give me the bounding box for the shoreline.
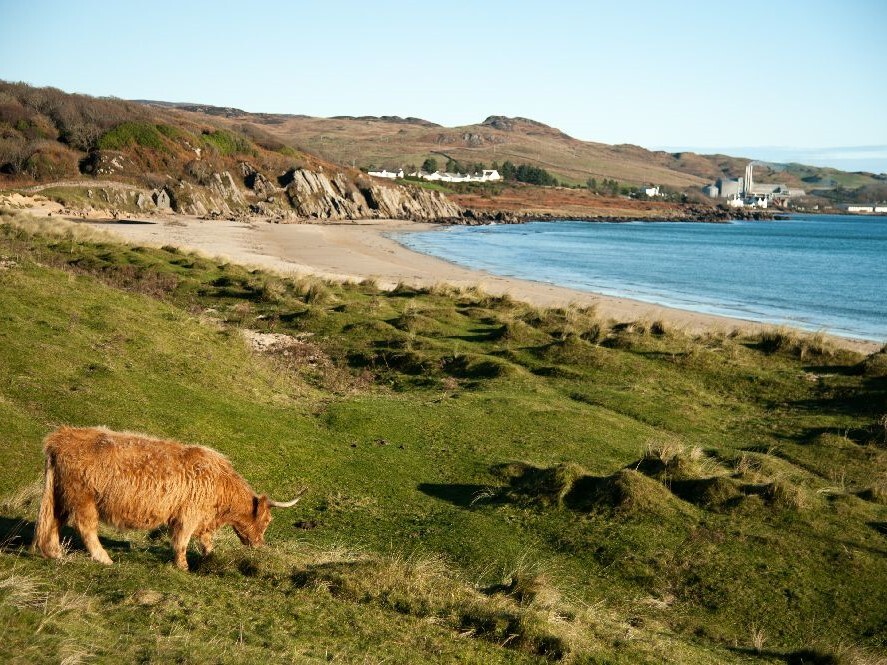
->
[58,213,880,355]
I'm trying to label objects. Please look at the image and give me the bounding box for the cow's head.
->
[233,495,272,546]
[234,491,305,546]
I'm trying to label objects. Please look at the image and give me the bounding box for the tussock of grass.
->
[813,433,858,449]
[638,440,717,482]
[492,462,589,508]
[492,462,688,517]
[490,317,550,346]
[859,348,887,377]
[762,479,809,510]
[691,475,744,507]
[443,352,520,381]
[297,277,336,305]
[0,209,116,244]
[423,282,461,298]
[756,327,837,360]
[537,334,604,367]
[391,305,441,336]
[520,305,605,344]
[575,468,686,516]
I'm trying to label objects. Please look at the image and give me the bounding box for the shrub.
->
[201,129,255,157]
[97,122,167,151]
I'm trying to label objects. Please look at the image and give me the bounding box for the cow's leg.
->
[198,531,214,556]
[72,503,113,565]
[170,520,197,571]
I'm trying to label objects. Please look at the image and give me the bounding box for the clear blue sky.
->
[2,0,885,169]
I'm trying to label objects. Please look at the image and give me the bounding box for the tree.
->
[421,157,438,173]
[445,158,464,174]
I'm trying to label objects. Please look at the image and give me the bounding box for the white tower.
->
[744,162,754,197]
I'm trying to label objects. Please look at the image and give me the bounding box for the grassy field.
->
[0,211,885,664]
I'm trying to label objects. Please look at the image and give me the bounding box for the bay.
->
[394,214,887,342]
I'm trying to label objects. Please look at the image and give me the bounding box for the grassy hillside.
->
[1,211,886,663]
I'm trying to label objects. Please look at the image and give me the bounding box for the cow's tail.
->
[33,454,62,558]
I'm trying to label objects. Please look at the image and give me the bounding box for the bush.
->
[201,129,255,157]
[97,122,167,151]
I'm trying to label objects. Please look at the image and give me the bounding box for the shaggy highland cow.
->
[34,426,303,570]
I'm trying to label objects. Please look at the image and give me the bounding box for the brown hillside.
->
[152,106,885,196]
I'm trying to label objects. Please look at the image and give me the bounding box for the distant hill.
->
[136,103,887,197]
[3,82,883,216]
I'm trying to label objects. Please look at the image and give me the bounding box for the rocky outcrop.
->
[283,168,463,221]
[35,165,464,222]
[363,182,463,220]
[152,188,172,210]
[206,171,246,208]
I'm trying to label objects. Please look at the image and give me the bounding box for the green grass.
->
[395,176,454,193]
[97,122,169,152]
[200,129,256,157]
[0,211,885,663]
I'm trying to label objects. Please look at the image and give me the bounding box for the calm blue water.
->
[394,215,887,342]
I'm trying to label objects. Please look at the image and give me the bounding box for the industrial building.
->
[705,163,803,208]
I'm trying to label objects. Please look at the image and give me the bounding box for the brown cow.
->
[33,426,303,570]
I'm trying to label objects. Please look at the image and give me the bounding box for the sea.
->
[394,214,887,342]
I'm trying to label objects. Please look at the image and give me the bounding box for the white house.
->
[406,169,502,184]
[368,169,404,179]
[442,172,472,183]
[642,185,661,197]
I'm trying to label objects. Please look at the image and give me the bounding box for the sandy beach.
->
[35,212,870,355]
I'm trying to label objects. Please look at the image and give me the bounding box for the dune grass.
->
[0,211,885,663]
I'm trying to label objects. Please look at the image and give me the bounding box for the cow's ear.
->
[252,495,259,518]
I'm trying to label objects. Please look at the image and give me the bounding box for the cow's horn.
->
[268,488,306,508]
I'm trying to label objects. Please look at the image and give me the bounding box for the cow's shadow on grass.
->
[0,516,34,552]
[0,515,142,559]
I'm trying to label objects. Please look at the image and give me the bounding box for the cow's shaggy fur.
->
[34,426,284,570]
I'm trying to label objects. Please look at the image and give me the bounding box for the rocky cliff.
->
[44,162,465,223]
[282,168,462,221]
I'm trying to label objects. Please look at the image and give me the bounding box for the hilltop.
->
[140,103,887,199]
